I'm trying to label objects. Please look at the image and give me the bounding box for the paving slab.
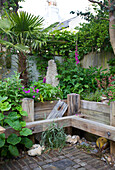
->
[0,145,114,170]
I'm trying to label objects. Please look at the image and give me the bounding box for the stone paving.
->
[0,145,115,170]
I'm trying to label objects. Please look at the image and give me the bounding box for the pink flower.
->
[36,89,39,93]
[33,95,35,98]
[33,90,35,92]
[75,44,80,65]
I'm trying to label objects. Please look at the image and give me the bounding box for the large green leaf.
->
[7,134,21,145]
[0,102,11,112]
[8,145,19,157]
[20,110,28,116]
[0,39,29,53]
[7,112,21,121]
[12,120,22,131]
[0,113,4,121]
[20,128,32,136]
[0,96,8,103]
[0,134,5,148]
[21,137,33,148]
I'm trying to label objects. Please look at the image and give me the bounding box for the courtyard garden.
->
[0,0,115,169]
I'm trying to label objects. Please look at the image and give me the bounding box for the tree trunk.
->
[18,52,28,87]
[108,1,115,54]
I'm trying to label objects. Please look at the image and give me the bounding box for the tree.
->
[0,11,58,86]
[0,11,45,86]
[0,0,24,15]
[88,0,115,54]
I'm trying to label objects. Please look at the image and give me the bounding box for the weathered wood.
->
[0,126,5,134]
[5,116,72,138]
[5,115,115,142]
[81,100,110,114]
[34,100,67,120]
[67,93,80,134]
[110,101,115,155]
[47,100,68,119]
[22,98,34,122]
[72,116,115,141]
[67,94,80,116]
[81,109,110,125]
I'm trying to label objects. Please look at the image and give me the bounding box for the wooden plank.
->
[67,94,80,116]
[5,116,72,138]
[110,101,115,155]
[47,100,68,119]
[81,100,110,114]
[67,93,80,134]
[81,108,110,125]
[72,116,115,141]
[34,110,51,120]
[34,100,67,121]
[0,126,6,134]
[22,98,34,122]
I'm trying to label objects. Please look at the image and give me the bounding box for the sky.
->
[19,0,92,20]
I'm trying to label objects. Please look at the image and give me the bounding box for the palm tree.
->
[0,11,46,86]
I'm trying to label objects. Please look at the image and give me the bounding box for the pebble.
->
[80,142,89,147]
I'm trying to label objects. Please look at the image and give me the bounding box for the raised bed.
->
[2,93,115,154]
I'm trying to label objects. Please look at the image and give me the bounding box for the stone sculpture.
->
[46,60,59,87]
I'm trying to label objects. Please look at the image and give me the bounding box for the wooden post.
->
[67,93,80,116]
[67,93,80,134]
[110,101,115,155]
[22,98,34,122]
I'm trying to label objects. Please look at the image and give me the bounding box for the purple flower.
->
[23,90,25,92]
[33,95,35,98]
[36,89,39,93]
[28,89,30,93]
[43,77,46,83]
[33,90,35,92]
[19,88,20,90]
[34,86,36,87]
[30,87,34,90]
[22,87,24,89]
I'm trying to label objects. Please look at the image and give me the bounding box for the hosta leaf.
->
[0,133,5,148]
[7,134,21,145]
[20,128,32,136]
[21,137,33,148]
[8,145,19,157]
[0,113,4,121]
[20,111,28,116]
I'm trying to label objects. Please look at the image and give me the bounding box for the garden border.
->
[2,93,115,154]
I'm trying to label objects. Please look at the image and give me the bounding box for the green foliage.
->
[31,81,63,102]
[0,134,5,148]
[33,30,77,77]
[56,54,108,99]
[40,123,67,151]
[0,73,33,158]
[8,145,19,157]
[107,58,115,75]
[7,134,21,145]
[82,90,102,102]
